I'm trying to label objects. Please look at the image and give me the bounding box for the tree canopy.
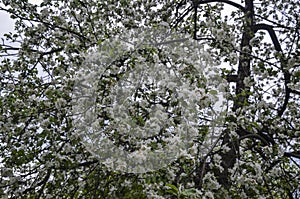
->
[0,0,299,198]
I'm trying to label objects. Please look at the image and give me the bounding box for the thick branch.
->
[278,63,291,117]
[193,1,198,40]
[284,151,300,159]
[290,89,300,95]
[237,126,275,146]
[252,23,282,51]
[239,133,269,145]
[233,0,254,110]
[252,23,292,117]
[254,14,294,30]
[194,0,246,12]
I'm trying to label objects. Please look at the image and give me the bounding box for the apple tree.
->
[0,0,299,198]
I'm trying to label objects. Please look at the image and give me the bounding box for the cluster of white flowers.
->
[71,24,226,173]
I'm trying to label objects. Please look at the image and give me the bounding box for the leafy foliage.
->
[0,0,299,198]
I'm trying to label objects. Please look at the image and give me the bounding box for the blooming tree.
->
[0,0,299,198]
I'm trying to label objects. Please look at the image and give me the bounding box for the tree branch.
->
[193,1,198,40]
[0,46,64,56]
[284,151,300,159]
[194,0,246,12]
[254,14,294,30]
[171,5,194,28]
[290,89,300,95]
[237,126,275,146]
[252,23,282,52]
[278,69,291,117]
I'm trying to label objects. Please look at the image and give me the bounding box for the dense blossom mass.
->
[0,0,299,198]
[72,26,226,173]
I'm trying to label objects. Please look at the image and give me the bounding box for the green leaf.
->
[165,184,179,196]
[181,188,197,197]
[209,89,218,95]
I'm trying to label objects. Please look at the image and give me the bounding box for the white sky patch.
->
[28,0,43,5]
[0,9,14,38]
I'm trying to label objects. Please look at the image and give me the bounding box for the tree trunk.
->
[217,0,254,188]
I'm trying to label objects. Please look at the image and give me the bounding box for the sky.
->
[0,9,14,38]
[0,0,42,37]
